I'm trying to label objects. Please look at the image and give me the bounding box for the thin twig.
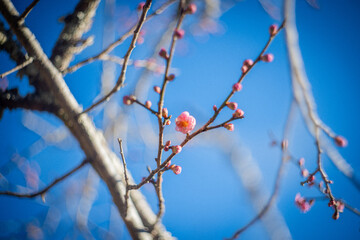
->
[133,99,158,115]
[64,0,178,75]
[154,4,187,224]
[117,138,130,217]
[82,0,153,114]
[0,159,89,198]
[226,93,295,240]
[0,57,33,78]
[18,0,40,23]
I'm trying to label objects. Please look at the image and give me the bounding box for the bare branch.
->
[0,1,173,238]
[18,0,40,23]
[50,0,101,71]
[0,56,33,78]
[284,0,360,191]
[118,138,130,217]
[0,159,88,198]
[64,0,178,75]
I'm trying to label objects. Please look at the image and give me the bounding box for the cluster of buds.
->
[295,193,314,213]
[328,200,345,220]
[123,95,136,105]
[163,160,182,175]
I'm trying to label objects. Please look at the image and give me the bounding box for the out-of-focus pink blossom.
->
[243,59,253,67]
[269,24,278,36]
[295,193,312,213]
[175,111,196,134]
[154,86,161,94]
[174,29,185,39]
[137,2,145,11]
[145,100,152,108]
[334,136,347,147]
[186,3,197,14]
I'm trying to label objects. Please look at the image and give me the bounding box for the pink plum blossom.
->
[175,111,196,134]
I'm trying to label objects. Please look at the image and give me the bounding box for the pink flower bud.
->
[145,100,152,108]
[137,2,145,11]
[172,145,182,154]
[241,65,248,73]
[186,3,197,14]
[334,136,347,147]
[159,48,168,59]
[224,123,234,131]
[261,53,274,62]
[308,175,315,182]
[165,160,171,168]
[167,74,175,81]
[213,105,217,111]
[233,109,244,118]
[174,29,185,39]
[243,59,253,67]
[232,83,243,92]
[170,165,182,175]
[332,211,340,220]
[328,200,335,207]
[165,140,171,147]
[301,169,309,177]
[165,120,171,125]
[298,158,305,166]
[154,86,161,94]
[226,102,238,110]
[162,108,168,118]
[269,24,278,36]
[123,96,133,105]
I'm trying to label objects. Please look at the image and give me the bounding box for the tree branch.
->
[82,0,153,114]
[0,56,33,78]
[18,0,40,23]
[0,159,88,198]
[0,1,173,238]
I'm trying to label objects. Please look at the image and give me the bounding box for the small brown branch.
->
[0,159,89,198]
[82,0,153,114]
[18,0,40,23]
[118,138,130,217]
[64,0,178,75]
[0,57,33,78]
[133,99,158,115]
